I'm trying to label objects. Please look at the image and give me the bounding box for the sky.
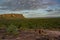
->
[0,0,60,18]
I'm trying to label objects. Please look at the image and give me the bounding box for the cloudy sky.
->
[0,0,60,18]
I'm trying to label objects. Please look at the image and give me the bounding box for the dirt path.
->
[0,29,60,40]
[44,30,60,36]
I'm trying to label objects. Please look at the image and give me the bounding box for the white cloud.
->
[23,9,60,18]
[0,6,7,8]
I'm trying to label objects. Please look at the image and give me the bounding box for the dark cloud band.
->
[0,0,60,11]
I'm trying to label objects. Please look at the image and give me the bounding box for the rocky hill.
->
[0,14,25,19]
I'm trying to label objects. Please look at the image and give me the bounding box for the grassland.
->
[0,18,60,30]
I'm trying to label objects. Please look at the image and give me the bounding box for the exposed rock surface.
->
[0,14,24,19]
[0,29,60,40]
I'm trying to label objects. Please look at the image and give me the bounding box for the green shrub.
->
[6,24,18,35]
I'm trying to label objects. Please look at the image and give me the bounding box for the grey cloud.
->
[0,0,56,11]
[46,9,53,12]
[47,10,60,15]
[1,0,43,10]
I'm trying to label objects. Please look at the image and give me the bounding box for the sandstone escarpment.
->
[0,14,25,19]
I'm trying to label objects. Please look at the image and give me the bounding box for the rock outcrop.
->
[0,14,25,19]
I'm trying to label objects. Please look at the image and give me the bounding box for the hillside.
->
[0,14,25,19]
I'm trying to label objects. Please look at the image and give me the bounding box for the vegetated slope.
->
[0,14,25,19]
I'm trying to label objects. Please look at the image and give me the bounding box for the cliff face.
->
[0,14,25,19]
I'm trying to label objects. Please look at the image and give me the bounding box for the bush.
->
[6,24,18,35]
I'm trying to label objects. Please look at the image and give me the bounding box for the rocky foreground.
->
[0,29,60,40]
